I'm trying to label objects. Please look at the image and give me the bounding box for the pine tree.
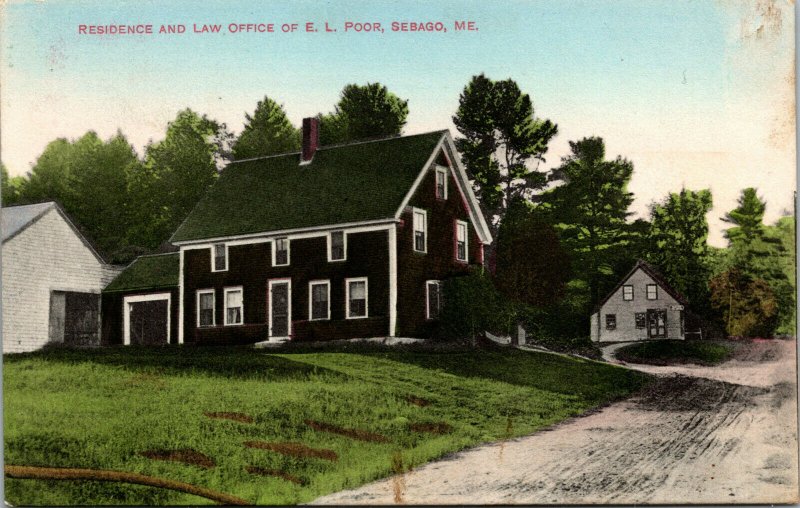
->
[232,96,299,160]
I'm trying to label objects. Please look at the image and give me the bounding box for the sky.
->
[0,0,795,246]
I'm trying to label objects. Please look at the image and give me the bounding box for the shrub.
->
[437,269,515,341]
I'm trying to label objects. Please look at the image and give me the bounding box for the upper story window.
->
[456,220,468,262]
[622,285,634,301]
[346,278,368,319]
[224,287,243,326]
[212,244,227,272]
[273,238,290,266]
[309,280,330,321]
[435,166,448,200]
[197,289,215,327]
[426,280,443,320]
[646,284,658,300]
[328,231,346,262]
[413,208,427,253]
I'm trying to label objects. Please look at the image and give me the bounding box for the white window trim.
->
[196,289,216,328]
[308,280,331,321]
[622,284,634,301]
[345,277,369,319]
[272,237,291,266]
[456,220,469,262]
[435,165,448,200]
[211,243,228,272]
[425,280,443,320]
[223,286,244,326]
[123,293,172,346]
[327,231,347,262]
[268,278,292,339]
[646,284,658,300]
[412,208,427,253]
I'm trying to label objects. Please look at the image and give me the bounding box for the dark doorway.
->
[647,309,668,339]
[128,299,169,345]
[270,281,290,338]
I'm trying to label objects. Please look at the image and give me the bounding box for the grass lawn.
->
[615,340,735,366]
[4,344,647,505]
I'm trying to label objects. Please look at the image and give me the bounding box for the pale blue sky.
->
[1,0,795,245]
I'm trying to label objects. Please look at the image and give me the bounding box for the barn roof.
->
[170,130,461,243]
[594,259,690,312]
[103,252,179,293]
[2,202,56,242]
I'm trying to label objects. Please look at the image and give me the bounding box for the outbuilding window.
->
[605,314,617,330]
[274,238,290,266]
[224,287,243,326]
[197,289,215,327]
[212,244,227,272]
[635,312,646,329]
[309,280,330,320]
[413,209,427,253]
[623,285,634,301]
[646,284,658,300]
[346,278,368,319]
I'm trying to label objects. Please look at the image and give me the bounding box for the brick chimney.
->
[301,117,319,163]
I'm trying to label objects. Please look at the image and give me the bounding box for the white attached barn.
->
[591,260,697,343]
[2,202,121,353]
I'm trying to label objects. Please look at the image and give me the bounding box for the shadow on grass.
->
[4,345,351,383]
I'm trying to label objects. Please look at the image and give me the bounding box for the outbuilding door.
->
[49,291,100,346]
[647,309,667,338]
[124,293,171,345]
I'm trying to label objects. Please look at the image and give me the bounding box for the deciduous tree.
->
[320,83,409,145]
[232,96,299,160]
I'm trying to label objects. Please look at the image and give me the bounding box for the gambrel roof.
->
[170,130,492,245]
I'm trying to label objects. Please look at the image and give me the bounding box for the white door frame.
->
[123,293,172,345]
[268,279,292,340]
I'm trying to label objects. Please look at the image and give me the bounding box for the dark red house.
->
[103,119,492,345]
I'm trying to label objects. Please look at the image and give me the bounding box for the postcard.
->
[0,0,797,505]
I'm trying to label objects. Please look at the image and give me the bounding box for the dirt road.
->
[312,340,798,505]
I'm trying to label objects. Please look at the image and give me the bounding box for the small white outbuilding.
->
[2,202,121,353]
[590,260,697,343]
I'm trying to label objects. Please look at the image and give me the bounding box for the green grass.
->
[4,344,647,505]
[616,340,734,366]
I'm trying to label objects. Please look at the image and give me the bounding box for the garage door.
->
[124,294,171,345]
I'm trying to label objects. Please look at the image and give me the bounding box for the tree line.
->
[1,76,794,338]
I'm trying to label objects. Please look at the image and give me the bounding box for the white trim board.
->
[123,292,171,346]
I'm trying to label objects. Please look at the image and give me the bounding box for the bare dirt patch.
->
[245,465,304,485]
[204,411,254,424]
[405,395,431,407]
[243,441,338,462]
[138,448,215,469]
[731,339,784,362]
[304,419,389,443]
[409,422,453,435]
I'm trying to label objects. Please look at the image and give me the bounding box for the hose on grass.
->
[5,465,251,506]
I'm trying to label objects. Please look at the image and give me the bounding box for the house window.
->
[435,167,448,199]
[224,287,243,326]
[197,289,215,327]
[646,284,658,300]
[329,231,346,262]
[309,280,330,320]
[413,209,427,253]
[212,244,227,272]
[635,312,646,329]
[605,314,616,330]
[426,280,443,320]
[622,285,634,301]
[273,238,290,266]
[456,220,468,262]
[346,278,368,319]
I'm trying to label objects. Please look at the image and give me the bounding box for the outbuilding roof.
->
[169,130,491,245]
[103,252,179,293]
[2,202,56,242]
